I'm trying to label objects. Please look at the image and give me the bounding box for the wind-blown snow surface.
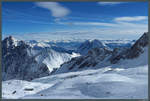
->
[2,65,147,99]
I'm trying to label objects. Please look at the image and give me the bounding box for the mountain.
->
[27,40,75,54]
[77,39,107,55]
[55,47,112,74]
[32,48,77,72]
[2,36,79,81]
[2,36,50,81]
[55,32,148,74]
[50,41,82,51]
[110,32,148,64]
[27,39,134,54]
[76,39,134,55]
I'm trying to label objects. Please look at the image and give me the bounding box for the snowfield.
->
[2,65,148,99]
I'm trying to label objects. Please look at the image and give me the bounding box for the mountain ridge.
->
[54,32,148,74]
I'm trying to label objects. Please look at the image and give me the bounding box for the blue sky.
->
[2,2,148,41]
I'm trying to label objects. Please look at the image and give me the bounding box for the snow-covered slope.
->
[2,36,80,81]
[2,65,148,99]
[33,48,79,72]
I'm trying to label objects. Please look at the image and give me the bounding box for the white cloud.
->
[59,22,117,27]
[5,26,147,41]
[114,16,148,22]
[58,20,147,29]
[98,2,123,5]
[35,2,70,18]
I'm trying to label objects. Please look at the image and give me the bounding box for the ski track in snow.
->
[2,65,148,99]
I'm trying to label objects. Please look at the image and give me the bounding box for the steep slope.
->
[2,36,79,81]
[110,32,148,64]
[55,47,112,74]
[33,48,77,72]
[2,36,50,81]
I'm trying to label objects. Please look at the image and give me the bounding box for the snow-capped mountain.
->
[77,39,107,55]
[2,36,79,81]
[2,36,50,81]
[27,40,75,54]
[55,47,112,74]
[76,39,134,55]
[55,32,148,74]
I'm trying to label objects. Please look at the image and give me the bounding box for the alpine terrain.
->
[2,32,148,99]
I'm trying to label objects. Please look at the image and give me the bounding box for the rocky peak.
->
[2,36,50,81]
[110,32,149,63]
[3,36,18,47]
[77,39,107,55]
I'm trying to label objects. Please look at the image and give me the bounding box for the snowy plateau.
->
[2,32,148,99]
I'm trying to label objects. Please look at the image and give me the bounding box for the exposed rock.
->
[110,32,149,63]
[56,47,112,72]
[77,39,107,55]
[2,36,50,81]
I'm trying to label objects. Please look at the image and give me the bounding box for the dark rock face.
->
[126,32,148,58]
[2,36,50,81]
[62,47,112,70]
[110,32,149,64]
[77,39,106,55]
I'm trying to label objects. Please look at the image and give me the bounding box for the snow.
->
[35,42,50,47]
[34,50,80,72]
[2,80,53,99]
[2,64,148,99]
[26,44,80,73]
[11,37,19,46]
[71,52,81,58]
